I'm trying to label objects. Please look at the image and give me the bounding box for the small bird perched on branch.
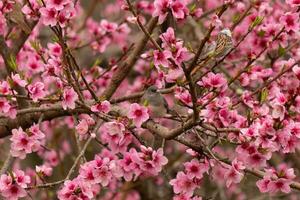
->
[140,86,169,119]
[140,85,169,149]
[191,28,233,77]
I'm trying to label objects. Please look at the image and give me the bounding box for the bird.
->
[191,28,233,77]
[210,28,233,60]
[140,86,169,119]
[140,85,170,149]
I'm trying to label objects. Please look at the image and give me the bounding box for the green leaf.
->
[278,45,286,57]
[259,88,268,104]
[92,58,102,67]
[232,13,241,23]
[186,42,195,54]
[29,40,41,52]
[51,35,60,43]
[189,4,196,12]
[250,16,264,30]
[8,54,17,71]
[143,99,149,107]
[257,30,266,37]
[149,61,155,69]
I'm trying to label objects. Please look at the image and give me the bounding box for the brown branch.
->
[101,17,158,100]
[126,0,162,51]
[0,104,91,138]
[230,5,252,31]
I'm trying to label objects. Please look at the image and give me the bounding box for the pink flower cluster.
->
[91,100,111,113]
[10,124,45,159]
[2,0,300,199]
[0,170,30,200]
[153,0,189,24]
[0,76,28,119]
[87,19,131,53]
[62,87,78,110]
[170,159,209,199]
[58,146,168,199]
[256,164,296,193]
[128,103,149,127]
[99,121,133,153]
[76,114,95,140]
[223,159,245,188]
[198,72,227,89]
[148,27,193,83]
[39,0,76,27]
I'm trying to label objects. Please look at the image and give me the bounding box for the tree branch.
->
[101,17,158,100]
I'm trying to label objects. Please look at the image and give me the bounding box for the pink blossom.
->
[160,27,176,48]
[47,0,70,11]
[100,121,125,137]
[91,100,111,113]
[10,125,45,159]
[10,127,34,159]
[224,159,245,187]
[48,42,62,57]
[293,65,300,79]
[62,87,78,110]
[184,159,209,179]
[0,174,12,191]
[256,165,295,194]
[170,1,189,20]
[173,45,193,65]
[11,74,26,87]
[174,87,192,106]
[100,19,118,33]
[28,124,45,141]
[27,82,46,102]
[1,184,27,200]
[256,178,271,193]
[165,68,184,83]
[44,150,60,167]
[0,99,11,114]
[271,104,285,120]
[286,0,300,7]
[119,149,142,181]
[198,72,227,88]
[151,148,168,172]
[0,13,7,36]
[0,170,30,200]
[57,178,97,200]
[191,8,203,19]
[39,7,58,26]
[153,50,172,68]
[170,171,197,196]
[79,155,114,187]
[279,12,299,32]
[128,103,149,127]
[36,164,53,177]
[153,0,170,24]
[27,57,44,73]
[211,14,223,28]
[76,119,89,140]
[268,178,292,193]
[13,170,30,188]
[0,81,11,95]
